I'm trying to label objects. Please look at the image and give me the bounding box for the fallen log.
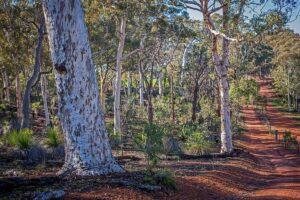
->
[170,149,243,160]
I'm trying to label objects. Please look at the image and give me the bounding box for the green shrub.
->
[45,127,62,148]
[32,102,41,112]
[184,130,213,155]
[283,131,298,144]
[155,169,176,189]
[143,169,176,189]
[134,123,164,170]
[109,131,122,148]
[4,129,33,150]
[0,103,6,111]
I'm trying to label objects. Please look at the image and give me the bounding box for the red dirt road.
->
[65,79,300,200]
[242,79,300,199]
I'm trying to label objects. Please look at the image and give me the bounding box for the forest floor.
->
[1,78,300,200]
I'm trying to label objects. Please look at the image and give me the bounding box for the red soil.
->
[65,79,300,199]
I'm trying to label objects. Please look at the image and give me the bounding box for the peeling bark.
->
[42,0,123,175]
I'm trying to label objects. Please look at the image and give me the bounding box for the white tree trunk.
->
[218,70,233,153]
[158,70,163,97]
[139,38,145,107]
[42,0,123,175]
[139,66,144,107]
[40,75,51,127]
[212,35,233,154]
[113,16,126,135]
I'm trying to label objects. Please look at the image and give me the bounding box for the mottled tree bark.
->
[114,16,126,135]
[21,20,44,129]
[42,0,123,175]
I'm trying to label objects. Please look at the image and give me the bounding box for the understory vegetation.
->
[0,0,299,199]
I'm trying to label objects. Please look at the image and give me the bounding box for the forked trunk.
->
[42,0,123,175]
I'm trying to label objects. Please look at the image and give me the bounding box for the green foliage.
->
[134,123,164,170]
[230,78,259,105]
[45,127,62,148]
[0,103,6,111]
[31,102,41,111]
[110,131,122,148]
[3,129,33,150]
[143,169,176,189]
[283,131,298,145]
[184,129,213,155]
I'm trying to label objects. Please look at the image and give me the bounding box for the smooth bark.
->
[158,71,163,97]
[114,16,126,135]
[15,73,22,126]
[21,20,44,128]
[40,74,51,126]
[42,0,123,175]
[138,38,145,107]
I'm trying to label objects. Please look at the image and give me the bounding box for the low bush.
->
[143,169,176,189]
[184,130,213,155]
[45,127,62,148]
[134,123,164,170]
[4,129,33,150]
[283,131,298,145]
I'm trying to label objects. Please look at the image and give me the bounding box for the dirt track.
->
[65,79,300,200]
[243,79,300,199]
[2,79,299,199]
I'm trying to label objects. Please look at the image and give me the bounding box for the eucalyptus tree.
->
[0,0,41,127]
[267,30,300,111]
[180,0,298,154]
[42,0,123,175]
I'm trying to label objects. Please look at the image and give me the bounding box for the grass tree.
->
[42,0,123,175]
